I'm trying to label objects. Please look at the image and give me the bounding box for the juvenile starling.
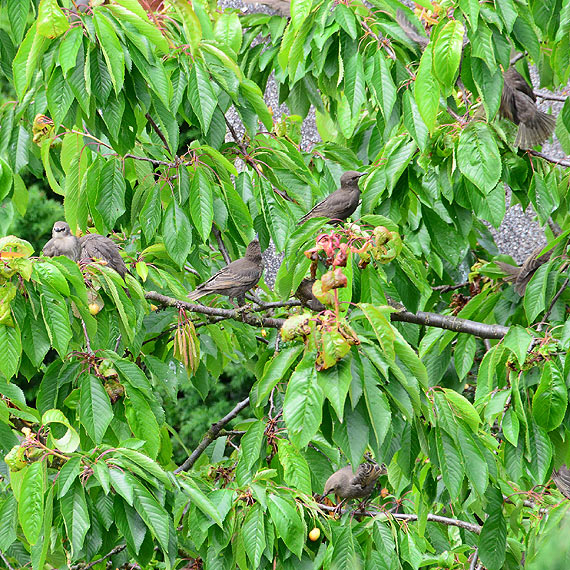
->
[294,278,326,312]
[395,10,556,148]
[322,462,384,500]
[552,465,570,500]
[298,171,363,225]
[79,233,129,279]
[496,246,552,296]
[500,68,556,149]
[187,239,264,306]
[43,221,81,261]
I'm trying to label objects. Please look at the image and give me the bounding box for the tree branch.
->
[317,503,482,533]
[0,551,16,570]
[144,291,286,329]
[175,397,251,473]
[529,150,570,168]
[69,544,127,570]
[390,310,510,339]
[212,225,232,264]
[145,112,171,153]
[432,282,469,293]
[534,90,567,102]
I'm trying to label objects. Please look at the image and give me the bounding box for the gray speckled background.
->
[221,0,568,285]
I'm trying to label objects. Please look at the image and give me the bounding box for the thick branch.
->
[432,281,469,293]
[390,310,509,339]
[534,90,567,102]
[175,397,251,473]
[318,503,482,533]
[144,291,286,330]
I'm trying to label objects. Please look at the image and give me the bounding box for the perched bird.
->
[43,222,129,279]
[80,233,129,279]
[552,464,570,500]
[500,68,556,149]
[298,171,363,225]
[294,278,326,312]
[395,10,556,148]
[42,221,81,261]
[187,239,264,306]
[496,246,552,296]
[322,462,384,501]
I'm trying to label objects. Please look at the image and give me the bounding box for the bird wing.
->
[80,234,128,276]
[42,238,57,257]
[299,188,351,223]
[190,259,261,296]
[396,9,429,49]
[553,465,570,499]
[504,68,535,101]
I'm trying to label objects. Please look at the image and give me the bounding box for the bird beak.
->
[355,172,365,178]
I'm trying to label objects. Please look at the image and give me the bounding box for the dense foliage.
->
[1,0,570,568]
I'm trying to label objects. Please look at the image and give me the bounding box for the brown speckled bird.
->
[322,462,384,500]
[295,278,326,312]
[43,221,81,261]
[395,10,556,148]
[552,465,570,500]
[496,246,552,296]
[298,171,363,225]
[80,233,129,279]
[187,239,264,306]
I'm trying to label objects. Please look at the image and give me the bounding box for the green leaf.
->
[179,479,223,527]
[241,420,265,471]
[189,168,214,242]
[188,59,217,133]
[268,494,304,558]
[335,4,358,39]
[359,303,395,361]
[125,387,161,458]
[496,0,518,32]
[0,156,13,204]
[60,480,90,556]
[12,24,48,98]
[80,374,113,444]
[370,53,396,120]
[433,20,465,88]
[362,372,391,452]
[7,0,29,44]
[278,439,312,495]
[414,47,440,132]
[524,260,552,323]
[291,0,312,29]
[457,122,501,194]
[37,0,69,38]
[403,89,428,152]
[0,323,21,380]
[46,67,74,126]
[163,200,192,268]
[254,345,303,407]
[93,11,125,94]
[502,326,533,367]
[18,462,45,545]
[57,456,81,499]
[478,488,507,570]
[454,333,476,380]
[316,357,352,421]
[97,160,126,230]
[40,288,72,357]
[243,503,266,569]
[172,0,202,54]
[132,480,170,552]
[213,12,242,53]
[42,409,81,453]
[532,361,567,431]
[283,357,324,448]
[457,423,488,496]
[436,429,464,498]
[441,389,481,431]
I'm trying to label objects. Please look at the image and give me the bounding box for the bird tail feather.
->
[495,261,521,281]
[187,289,207,301]
[516,110,556,148]
[396,9,429,48]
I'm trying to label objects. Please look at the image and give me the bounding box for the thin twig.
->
[69,544,127,570]
[81,318,93,354]
[145,112,171,153]
[212,225,232,264]
[0,551,16,570]
[175,397,250,473]
[360,18,397,60]
[510,52,525,65]
[469,548,479,570]
[529,150,570,168]
[534,90,567,102]
[433,282,469,293]
[541,277,570,327]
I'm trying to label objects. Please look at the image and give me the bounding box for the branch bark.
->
[529,150,570,168]
[69,544,127,570]
[175,397,251,473]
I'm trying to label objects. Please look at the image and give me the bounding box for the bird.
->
[496,246,552,296]
[294,278,326,312]
[552,465,570,500]
[395,10,556,148]
[322,462,385,501]
[43,222,129,279]
[499,68,556,149]
[298,171,364,225]
[79,233,129,279]
[42,221,81,261]
[187,239,264,306]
